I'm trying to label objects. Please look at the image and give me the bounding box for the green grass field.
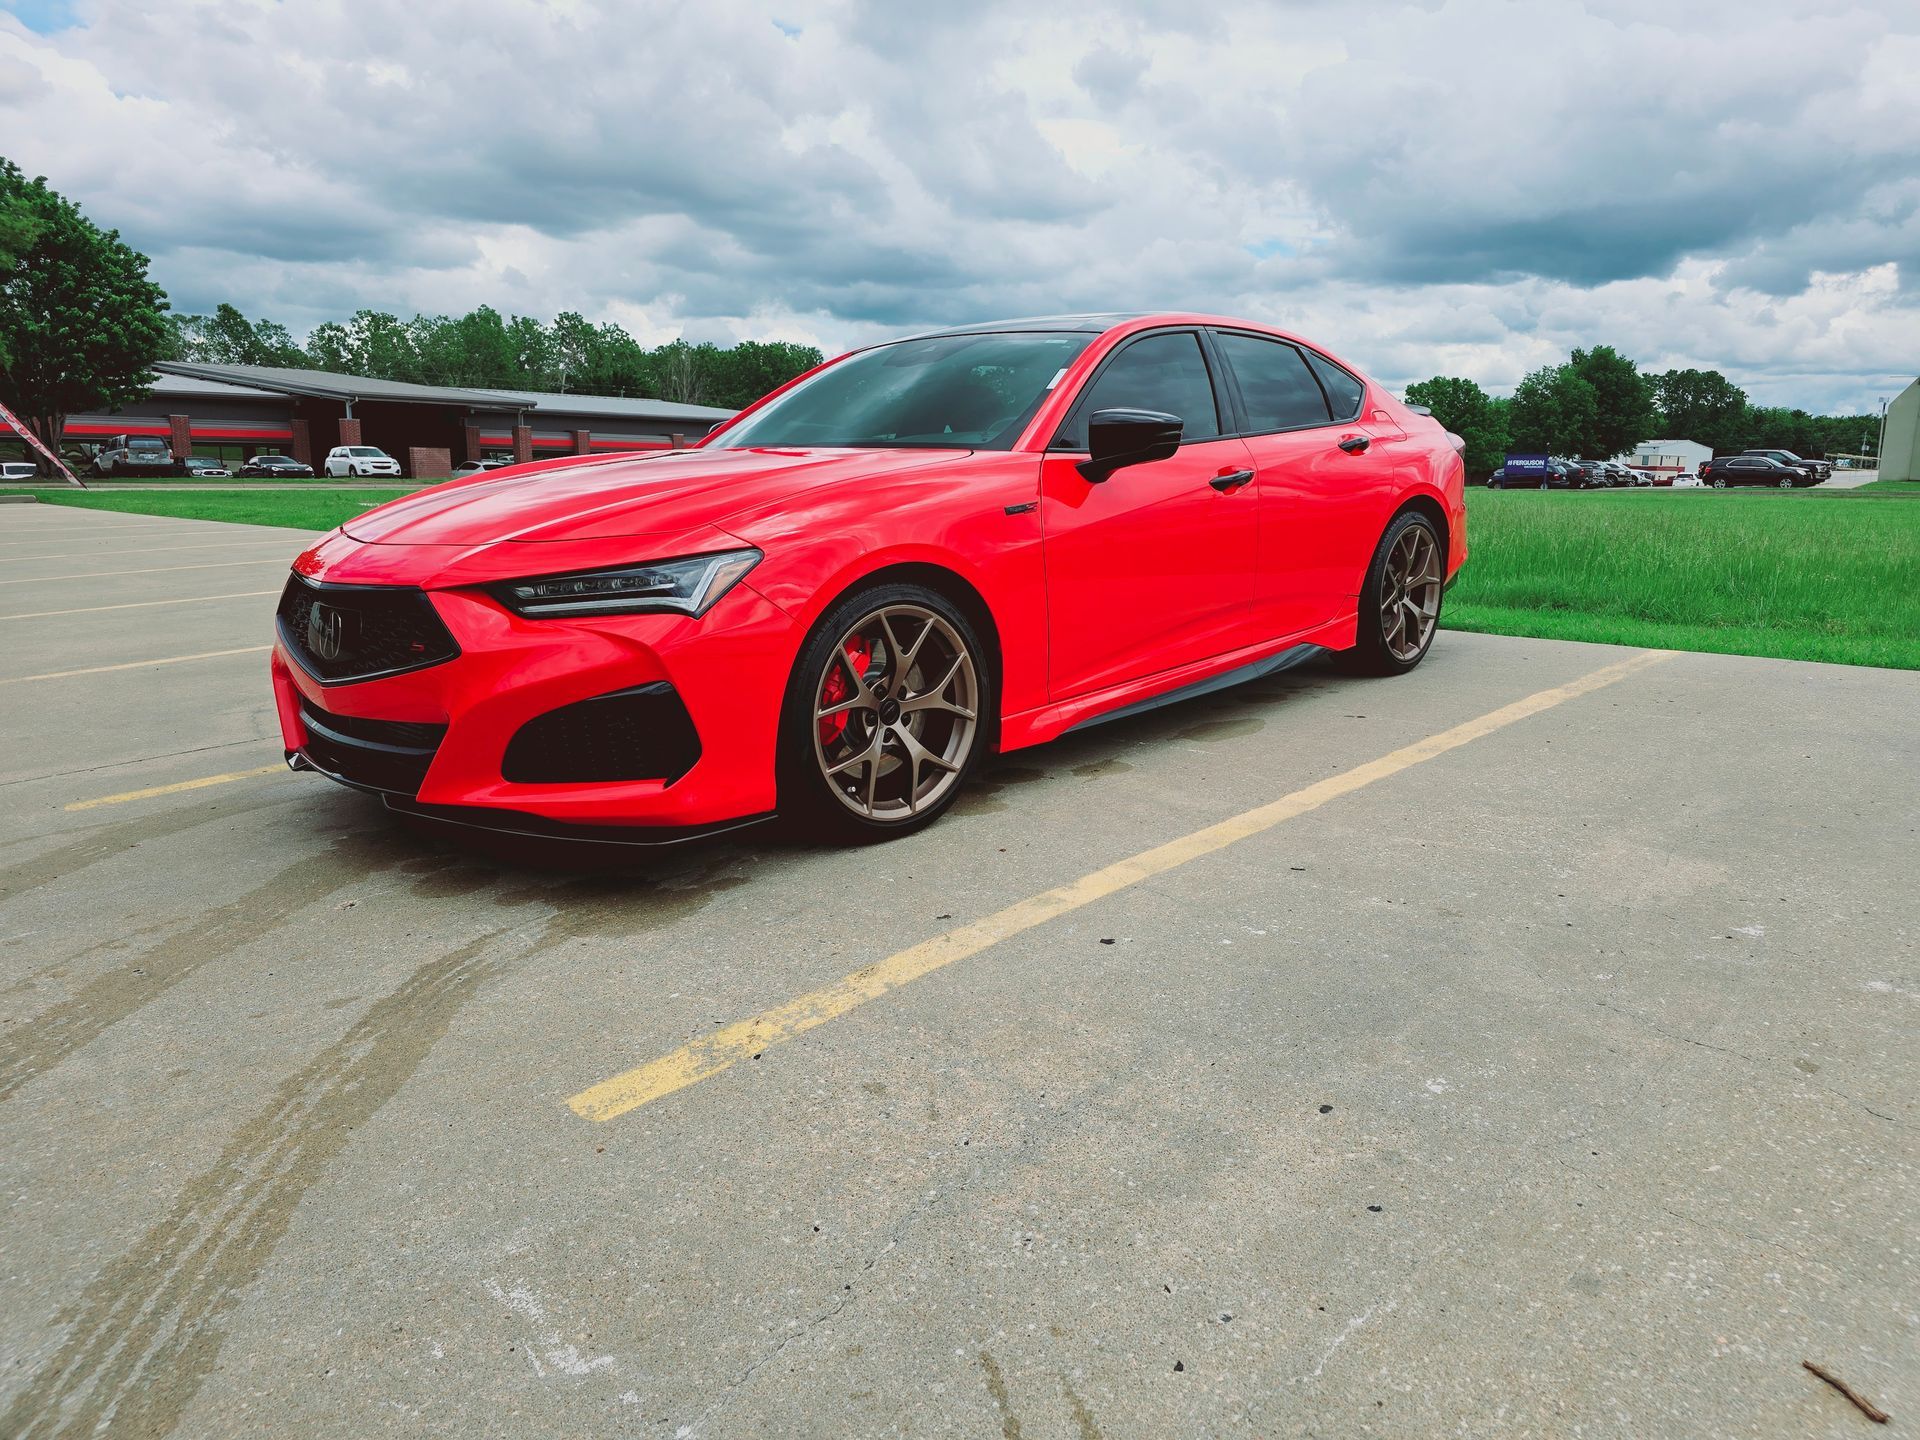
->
[1448,487,1920,669]
[24,487,411,530]
[17,480,1920,671]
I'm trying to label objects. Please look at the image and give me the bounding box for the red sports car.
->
[273,314,1466,843]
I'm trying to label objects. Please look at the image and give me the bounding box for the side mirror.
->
[1079,408,1183,483]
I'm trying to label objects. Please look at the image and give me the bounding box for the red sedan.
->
[273,314,1466,843]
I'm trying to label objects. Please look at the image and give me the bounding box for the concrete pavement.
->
[1,502,1914,1438]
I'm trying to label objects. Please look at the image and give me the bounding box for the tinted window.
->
[1216,333,1330,431]
[1304,351,1365,420]
[1062,332,1219,447]
[715,331,1093,451]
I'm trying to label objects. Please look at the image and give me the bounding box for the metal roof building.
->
[41,363,738,478]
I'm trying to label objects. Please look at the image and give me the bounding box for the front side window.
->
[1058,332,1220,448]
[713,331,1093,451]
[1215,332,1330,431]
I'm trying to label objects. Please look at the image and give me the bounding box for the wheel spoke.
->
[895,725,957,808]
[817,690,874,722]
[896,615,935,678]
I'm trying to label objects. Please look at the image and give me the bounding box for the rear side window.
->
[1304,350,1365,420]
[1062,332,1220,447]
[1215,333,1330,431]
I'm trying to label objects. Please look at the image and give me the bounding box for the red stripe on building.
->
[65,421,294,441]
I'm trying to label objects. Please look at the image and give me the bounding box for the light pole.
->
[1876,396,1889,476]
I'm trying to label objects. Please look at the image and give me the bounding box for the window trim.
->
[1047,327,1231,453]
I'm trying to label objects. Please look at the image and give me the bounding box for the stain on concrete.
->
[1172,715,1266,742]
[951,765,1048,816]
[979,1350,1024,1439]
[0,930,507,1440]
[1070,757,1134,780]
[0,832,396,1101]
[1,856,748,1440]
[1062,1378,1104,1439]
[0,788,297,904]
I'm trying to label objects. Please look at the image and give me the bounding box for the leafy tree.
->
[1649,368,1749,453]
[1404,374,1510,477]
[169,302,305,366]
[1568,344,1655,458]
[0,158,170,451]
[1508,364,1598,456]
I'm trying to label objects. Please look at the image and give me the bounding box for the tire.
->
[778,581,993,842]
[1711,476,1727,488]
[1345,510,1445,677]
[1777,475,1794,488]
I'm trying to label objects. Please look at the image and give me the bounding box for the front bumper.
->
[271,570,800,832]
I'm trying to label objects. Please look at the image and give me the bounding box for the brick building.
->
[22,363,736,477]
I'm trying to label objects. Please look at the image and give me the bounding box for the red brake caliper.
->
[818,634,873,746]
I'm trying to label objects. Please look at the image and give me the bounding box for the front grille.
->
[277,574,459,684]
[298,699,447,795]
[502,683,701,785]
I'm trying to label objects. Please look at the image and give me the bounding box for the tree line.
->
[165,302,823,410]
[1406,349,1882,478]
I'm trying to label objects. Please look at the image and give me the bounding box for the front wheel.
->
[1346,511,1444,676]
[1777,475,1794,488]
[1711,476,1727,488]
[780,583,992,842]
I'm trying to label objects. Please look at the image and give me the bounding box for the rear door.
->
[1040,330,1259,700]
[1210,331,1396,639]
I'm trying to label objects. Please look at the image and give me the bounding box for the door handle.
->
[1209,469,1254,492]
[1338,435,1371,454]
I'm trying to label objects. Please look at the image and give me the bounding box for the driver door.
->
[1040,330,1259,701]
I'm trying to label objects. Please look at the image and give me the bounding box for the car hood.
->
[340,446,966,546]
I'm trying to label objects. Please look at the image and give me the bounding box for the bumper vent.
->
[298,699,447,795]
[277,574,459,684]
[502,683,701,786]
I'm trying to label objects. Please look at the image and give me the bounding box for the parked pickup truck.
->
[1739,449,1830,482]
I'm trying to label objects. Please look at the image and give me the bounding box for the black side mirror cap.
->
[1078,408,1184,483]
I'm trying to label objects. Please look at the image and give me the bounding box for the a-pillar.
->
[288,418,312,467]
[337,417,363,449]
[464,423,486,463]
[512,424,534,465]
[167,414,192,460]
[571,429,592,455]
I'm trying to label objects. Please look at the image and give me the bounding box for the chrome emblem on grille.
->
[307,602,346,662]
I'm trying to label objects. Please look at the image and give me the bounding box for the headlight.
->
[490,548,761,619]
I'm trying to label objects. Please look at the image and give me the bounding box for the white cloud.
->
[1,0,1913,411]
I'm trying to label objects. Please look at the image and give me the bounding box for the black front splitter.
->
[286,751,774,849]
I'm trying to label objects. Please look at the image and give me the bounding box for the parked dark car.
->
[183,457,232,478]
[237,454,316,478]
[1698,455,1815,488]
[1740,449,1830,482]
[88,435,184,478]
[1559,459,1609,489]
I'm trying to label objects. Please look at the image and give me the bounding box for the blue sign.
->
[1503,453,1549,475]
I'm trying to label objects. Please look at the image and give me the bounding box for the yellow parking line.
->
[0,590,279,621]
[568,647,1678,1123]
[0,559,289,585]
[0,646,273,685]
[66,763,286,812]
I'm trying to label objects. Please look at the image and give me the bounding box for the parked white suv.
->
[323,445,402,477]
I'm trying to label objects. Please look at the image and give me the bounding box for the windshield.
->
[712,331,1094,451]
[348,447,384,457]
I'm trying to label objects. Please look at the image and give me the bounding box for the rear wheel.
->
[1777,475,1794,488]
[780,583,991,842]
[1346,511,1444,676]
[1711,475,1727,488]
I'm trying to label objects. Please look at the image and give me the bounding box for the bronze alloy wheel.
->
[810,602,980,823]
[1380,521,1443,664]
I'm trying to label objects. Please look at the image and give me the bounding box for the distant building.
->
[1881,379,1919,482]
[24,363,737,477]
[1617,438,1712,481]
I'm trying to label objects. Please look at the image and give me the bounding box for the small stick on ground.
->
[1804,1361,1890,1424]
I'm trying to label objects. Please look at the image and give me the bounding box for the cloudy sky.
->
[2,0,1915,412]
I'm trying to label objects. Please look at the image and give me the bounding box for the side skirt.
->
[1066,643,1328,733]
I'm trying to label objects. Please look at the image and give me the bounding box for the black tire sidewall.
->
[1349,511,1444,676]
[778,581,994,842]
